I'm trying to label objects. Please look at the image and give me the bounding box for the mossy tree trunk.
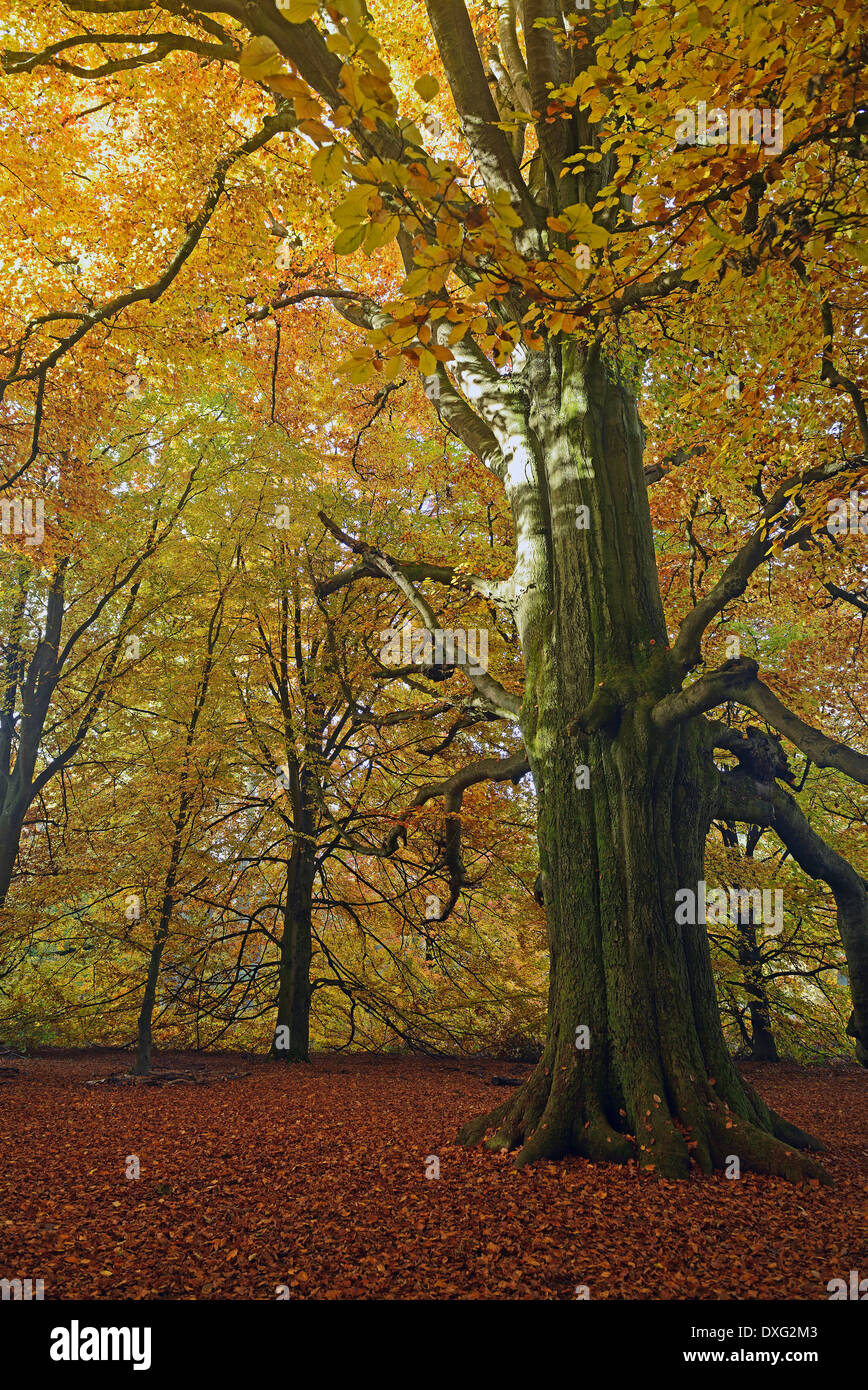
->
[0,814,19,911]
[457,343,824,1179]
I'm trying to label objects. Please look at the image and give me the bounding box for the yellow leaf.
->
[239,36,287,83]
[268,74,309,101]
[364,214,400,252]
[414,75,440,103]
[275,0,320,22]
[401,267,433,297]
[334,223,366,255]
[334,186,374,228]
[295,96,324,121]
[298,119,332,143]
[390,324,418,345]
[310,144,345,187]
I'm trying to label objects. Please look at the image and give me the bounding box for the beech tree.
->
[234,518,524,1061]
[0,455,204,911]
[3,0,867,1177]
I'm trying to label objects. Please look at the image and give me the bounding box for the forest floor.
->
[0,1050,865,1300]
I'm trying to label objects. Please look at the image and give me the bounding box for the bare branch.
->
[671,455,867,671]
[644,444,706,487]
[824,581,868,615]
[383,749,530,920]
[3,32,235,76]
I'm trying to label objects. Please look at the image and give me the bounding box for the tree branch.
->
[671,455,868,671]
[383,749,531,920]
[423,0,541,253]
[0,109,296,394]
[316,513,521,719]
[821,299,868,454]
[732,679,868,786]
[651,658,760,732]
[717,768,868,1065]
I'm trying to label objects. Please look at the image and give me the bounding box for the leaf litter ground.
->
[0,1052,865,1299]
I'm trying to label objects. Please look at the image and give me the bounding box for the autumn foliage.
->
[0,0,866,1196]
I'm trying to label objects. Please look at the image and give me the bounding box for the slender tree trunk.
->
[131,582,225,1076]
[133,887,175,1076]
[134,827,185,1075]
[458,344,824,1178]
[735,911,780,1062]
[271,836,316,1063]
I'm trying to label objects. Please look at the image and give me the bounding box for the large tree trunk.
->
[270,834,316,1063]
[0,811,20,909]
[458,343,824,1178]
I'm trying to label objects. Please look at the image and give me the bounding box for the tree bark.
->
[457,343,825,1178]
[0,812,20,909]
[133,918,169,1076]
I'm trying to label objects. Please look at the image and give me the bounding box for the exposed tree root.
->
[457,1057,831,1183]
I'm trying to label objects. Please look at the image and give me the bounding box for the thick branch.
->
[733,680,868,786]
[423,366,505,476]
[821,299,868,453]
[824,581,868,615]
[315,515,507,605]
[424,0,541,253]
[3,32,235,76]
[384,750,530,920]
[317,513,521,719]
[651,658,759,732]
[717,768,868,1065]
[644,444,706,487]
